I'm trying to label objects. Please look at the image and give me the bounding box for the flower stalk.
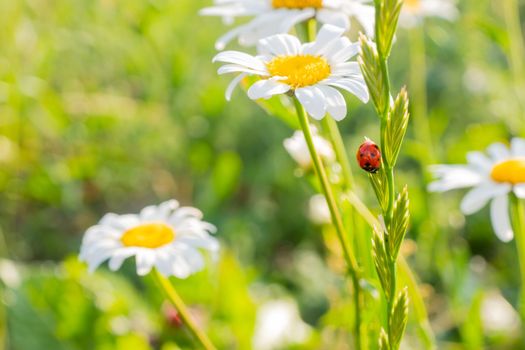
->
[303,19,364,349]
[293,97,363,348]
[361,0,411,349]
[154,270,217,350]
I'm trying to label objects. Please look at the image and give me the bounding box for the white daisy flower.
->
[428,138,525,242]
[79,200,219,278]
[213,24,369,121]
[200,0,375,50]
[399,0,458,28]
[284,127,335,168]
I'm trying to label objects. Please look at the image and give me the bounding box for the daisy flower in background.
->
[399,0,458,28]
[428,138,525,242]
[200,0,375,50]
[213,24,369,120]
[284,127,335,168]
[79,200,219,277]
[308,194,331,224]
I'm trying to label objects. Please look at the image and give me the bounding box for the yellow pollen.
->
[490,158,525,184]
[121,223,175,249]
[272,0,322,9]
[266,55,331,89]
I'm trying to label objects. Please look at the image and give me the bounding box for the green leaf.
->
[358,34,387,114]
[376,0,403,58]
[389,288,409,350]
[372,228,392,302]
[368,167,389,213]
[378,328,390,350]
[389,185,410,260]
[385,88,410,167]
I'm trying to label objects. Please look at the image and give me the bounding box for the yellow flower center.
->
[121,223,175,249]
[266,55,331,89]
[490,158,525,184]
[272,0,322,9]
[404,0,420,11]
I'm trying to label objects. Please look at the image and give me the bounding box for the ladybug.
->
[356,139,381,173]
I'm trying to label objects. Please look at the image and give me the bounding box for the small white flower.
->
[308,194,331,224]
[252,299,311,350]
[399,0,458,28]
[428,138,525,242]
[213,24,369,121]
[79,200,219,278]
[201,0,375,50]
[283,127,334,168]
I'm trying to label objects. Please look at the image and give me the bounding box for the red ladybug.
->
[356,139,381,173]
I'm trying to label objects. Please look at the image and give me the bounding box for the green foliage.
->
[378,328,389,350]
[389,186,410,260]
[358,34,387,115]
[369,168,389,213]
[375,0,403,57]
[3,0,525,349]
[372,228,393,302]
[384,89,410,168]
[389,288,408,350]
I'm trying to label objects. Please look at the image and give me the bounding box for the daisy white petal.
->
[248,79,291,99]
[258,33,302,56]
[466,151,493,172]
[511,137,525,157]
[213,51,267,71]
[330,62,361,76]
[295,86,326,119]
[428,165,483,192]
[135,250,156,276]
[329,41,360,63]
[514,184,525,199]
[316,9,350,30]
[226,73,247,101]
[302,24,346,55]
[107,248,137,271]
[218,64,268,76]
[79,201,218,278]
[201,0,375,49]
[317,85,347,121]
[460,183,511,215]
[487,142,510,161]
[490,195,514,242]
[323,77,369,103]
[343,1,375,35]
[278,8,317,33]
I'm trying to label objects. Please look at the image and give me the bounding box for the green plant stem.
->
[511,194,525,321]
[347,185,436,349]
[304,18,363,349]
[503,0,525,119]
[153,270,216,350]
[376,9,399,348]
[292,97,360,275]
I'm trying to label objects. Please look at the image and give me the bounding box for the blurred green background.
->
[1,0,525,349]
